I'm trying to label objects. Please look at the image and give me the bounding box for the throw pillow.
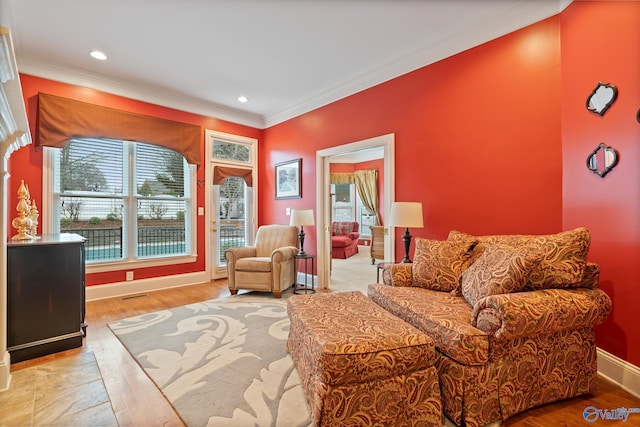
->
[332,222,353,236]
[412,237,477,292]
[461,244,542,307]
[448,228,591,289]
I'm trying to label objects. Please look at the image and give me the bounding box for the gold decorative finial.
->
[11,180,35,240]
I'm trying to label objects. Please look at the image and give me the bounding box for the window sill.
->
[86,254,198,274]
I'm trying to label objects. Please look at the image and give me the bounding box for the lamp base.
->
[297,227,306,256]
[401,227,412,263]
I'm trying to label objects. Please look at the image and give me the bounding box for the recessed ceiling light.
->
[90,50,107,60]
[237,96,249,103]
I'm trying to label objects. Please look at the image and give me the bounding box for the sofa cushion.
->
[461,244,542,307]
[368,284,489,365]
[412,237,477,292]
[448,228,590,290]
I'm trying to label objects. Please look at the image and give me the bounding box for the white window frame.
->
[42,141,198,274]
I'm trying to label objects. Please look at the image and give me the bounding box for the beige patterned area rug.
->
[109,293,311,427]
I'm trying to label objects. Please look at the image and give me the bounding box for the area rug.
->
[108,294,311,427]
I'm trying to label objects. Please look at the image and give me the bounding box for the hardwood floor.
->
[8,280,639,426]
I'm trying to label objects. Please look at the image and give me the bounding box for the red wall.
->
[560,1,640,366]
[261,6,640,367]
[10,75,262,286]
[262,15,563,262]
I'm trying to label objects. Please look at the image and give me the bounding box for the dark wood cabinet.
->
[7,234,86,362]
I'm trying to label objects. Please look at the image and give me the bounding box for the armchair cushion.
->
[412,237,477,292]
[236,257,272,272]
[461,244,542,307]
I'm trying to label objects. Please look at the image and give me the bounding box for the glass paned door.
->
[212,175,251,278]
[206,130,257,280]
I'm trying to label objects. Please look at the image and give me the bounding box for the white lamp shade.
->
[389,202,423,228]
[290,209,315,226]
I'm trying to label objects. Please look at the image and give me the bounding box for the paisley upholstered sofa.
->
[368,227,612,427]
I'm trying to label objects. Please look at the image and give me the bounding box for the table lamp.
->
[290,209,315,255]
[389,202,423,263]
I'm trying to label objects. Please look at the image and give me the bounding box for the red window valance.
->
[213,166,253,187]
[37,93,202,164]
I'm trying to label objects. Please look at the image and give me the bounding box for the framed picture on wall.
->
[275,158,302,199]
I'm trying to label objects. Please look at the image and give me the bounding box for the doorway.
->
[316,134,395,290]
[205,130,258,280]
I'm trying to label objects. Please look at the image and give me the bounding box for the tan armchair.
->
[225,224,299,298]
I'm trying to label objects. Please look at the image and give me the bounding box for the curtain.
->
[37,93,202,164]
[354,169,380,225]
[213,166,253,187]
[330,172,354,184]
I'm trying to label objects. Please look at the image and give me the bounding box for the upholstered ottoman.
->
[287,291,442,426]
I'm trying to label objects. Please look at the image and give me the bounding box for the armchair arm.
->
[472,288,612,340]
[225,246,257,263]
[271,246,299,263]
[348,231,360,240]
[382,263,413,287]
[225,246,257,290]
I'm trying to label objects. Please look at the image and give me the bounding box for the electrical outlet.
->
[286,207,291,215]
[126,271,134,281]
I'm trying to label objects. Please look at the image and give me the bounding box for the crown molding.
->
[11,0,572,131]
[0,27,31,158]
[16,57,265,129]
[262,0,572,128]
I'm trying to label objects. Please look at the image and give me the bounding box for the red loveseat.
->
[331,221,360,259]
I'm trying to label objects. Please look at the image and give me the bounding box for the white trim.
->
[85,271,209,301]
[204,130,258,281]
[597,347,640,399]
[316,134,395,291]
[16,57,264,129]
[0,26,31,393]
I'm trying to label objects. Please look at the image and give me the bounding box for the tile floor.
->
[0,350,118,426]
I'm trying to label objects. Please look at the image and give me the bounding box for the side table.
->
[294,253,316,294]
[376,261,394,283]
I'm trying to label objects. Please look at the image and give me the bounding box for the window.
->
[332,183,372,237]
[45,138,195,265]
[332,184,354,221]
[213,140,251,163]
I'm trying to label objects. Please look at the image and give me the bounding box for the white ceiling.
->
[0,0,570,129]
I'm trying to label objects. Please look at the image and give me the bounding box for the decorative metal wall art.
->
[586,82,618,116]
[586,143,619,178]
